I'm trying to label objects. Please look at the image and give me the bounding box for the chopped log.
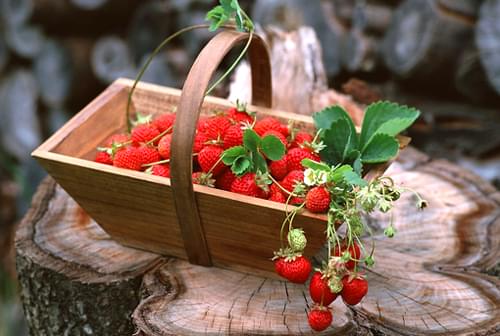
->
[4,24,45,59]
[437,0,484,18]
[69,0,108,10]
[33,39,72,108]
[476,0,500,95]
[252,0,345,77]
[0,35,9,74]
[0,0,33,27]
[16,150,500,335]
[91,36,136,84]
[331,0,395,35]
[138,52,176,87]
[454,47,499,103]
[0,69,42,162]
[16,178,164,336]
[382,0,474,83]
[229,26,364,124]
[341,28,380,73]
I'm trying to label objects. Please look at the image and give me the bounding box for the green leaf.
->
[328,165,353,183]
[232,156,251,175]
[222,146,246,165]
[361,134,399,163]
[313,105,353,130]
[206,6,228,31]
[342,170,368,187]
[253,152,268,173]
[360,101,420,150]
[319,119,357,165]
[352,152,363,175]
[243,129,261,152]
[261,135,285,161]
[301,158,331,171]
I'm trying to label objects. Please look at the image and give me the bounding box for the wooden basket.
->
[32,31,402,277]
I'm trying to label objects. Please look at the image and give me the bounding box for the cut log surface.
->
[16,148,500,335]
[476,0,500,95]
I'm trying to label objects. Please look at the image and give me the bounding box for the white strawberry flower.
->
[304,168,316,186]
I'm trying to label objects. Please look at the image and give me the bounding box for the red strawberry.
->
[280,256,312,283]
[193,132,209,154]
[281,170,304,192]
[263,130,288,147]
[205,116,232,141]
[279,124,290,137]
[230,173,260,197]
[158,134,172,159]
[290,131,313,149]
[198,145,225,176]
[269,156,288,180]
[104,133,129,147]
[253,117,282,136]
[287,147,320,171]
[274,257,286,276]
[197,116,210,133]
[308,307,332,332]
[113,147,143,171]
[341,276,368,305]
[151,164,170,177]
[223,124,244,149]
[94,151,113,165]
[216,169,237,191]
[268,183,286,203]
[290,196,305,205]
[333,242,361,270]
[153,113,175,133]
[137,146,161,166]
[309,272,338,306]
[227,107,253,124]
[305,187,330,213]
[131,124,160,145]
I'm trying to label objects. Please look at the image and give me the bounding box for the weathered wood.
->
[437,0,484,18]
[331,0,395,35]
[16,178,163,335]
[229,27,364,124]
[5,24,45,59]
[382,0,474,83]
[476,0,500,95]
[134,149,500,335]
[252,0,345,77]
[0,0,33,27]
[69,0,107,10]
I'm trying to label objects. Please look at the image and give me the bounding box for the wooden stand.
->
[16,146,500,335]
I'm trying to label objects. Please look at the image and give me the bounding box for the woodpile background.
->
[0,0,499,334]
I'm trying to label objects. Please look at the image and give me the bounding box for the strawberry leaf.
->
[243,129,261,152]
[261,135,285,161]
[342,170,367,187]
[253,152,268,173]
[232,155,251,175]
[301,158,330,171]
[360,101,419,150]
[313,105,354,130]
[319,119,356,166]
[361,134,399,163]
[222,146,246,165]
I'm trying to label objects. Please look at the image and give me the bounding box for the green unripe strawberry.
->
[288,228,307,252]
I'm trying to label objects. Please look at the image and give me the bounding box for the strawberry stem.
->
[145,126,173,146]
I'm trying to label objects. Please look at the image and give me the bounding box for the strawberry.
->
[223,124,244,149]
[205,116,232,141]
[227,106,253,124]
[153,113,175,133]
[308,306,332,332]
[151,164,170,177]
[341,276,368,305]
[280,256,312,283]
[113,147,143,171]
[253,117,282,136]
[198,145,225,176]
[192,172,215,187]
[137,146,161,166]
[290,131,313,149]
[104,133,129,147]
[309,272,338,306]
[230,173,260,197]
[131,124,160,145]
[269,156,288,180]
[274,257,286,277]
[333,242,361,270]
[305,187,331,213]
[279,124,290,137]
[94,151,113,165]
[263,130,288,147]
[216,169,236,191]
[281,170,304,192]
[197,116,210,133]
[268,183,286,203]
[158,134,172,159]
[287,147,320,171]
[290,196,305,205]
[193,132,209,154]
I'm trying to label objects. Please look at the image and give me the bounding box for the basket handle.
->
[170,30,272,266]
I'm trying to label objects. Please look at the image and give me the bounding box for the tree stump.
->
[17,146,500,335]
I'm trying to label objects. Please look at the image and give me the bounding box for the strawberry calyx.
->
[132,112,153,127]
[272,247,302,262]
[193,172,216,187]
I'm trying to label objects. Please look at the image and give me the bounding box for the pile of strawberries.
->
[94,104,331,211]
[93,104,368,332]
